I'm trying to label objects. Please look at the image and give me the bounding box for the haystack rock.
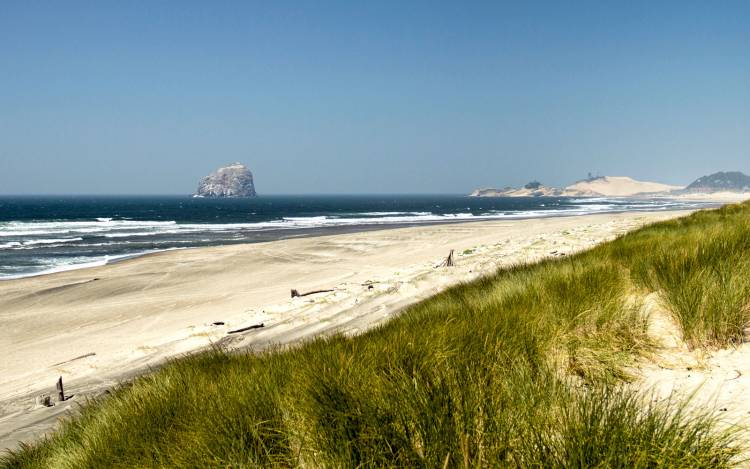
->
[194,163,256,197]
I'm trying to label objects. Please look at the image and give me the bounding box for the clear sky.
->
[1,1,748,194]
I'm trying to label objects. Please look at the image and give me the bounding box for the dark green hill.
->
[687,171,750,192]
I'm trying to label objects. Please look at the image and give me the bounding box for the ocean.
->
[0,195,714,279]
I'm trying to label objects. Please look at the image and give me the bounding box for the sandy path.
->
[0,211,689,451]
[638,294,750,440]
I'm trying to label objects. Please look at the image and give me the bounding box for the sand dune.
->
[0,211,691,450]
[565,176,683,196]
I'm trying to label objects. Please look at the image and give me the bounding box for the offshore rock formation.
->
[194,163,256,198]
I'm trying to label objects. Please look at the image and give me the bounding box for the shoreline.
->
[0,199,726,282]
[0,209,709,451]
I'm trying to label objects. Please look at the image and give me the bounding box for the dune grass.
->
[3,202,750,468]
[606,202,750,348]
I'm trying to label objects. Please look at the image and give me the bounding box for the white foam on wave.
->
[0,241,22,249]
[0,211,548,239]
[103,230,184,238]
[86,205,680,235]
[343,211,432,217]
[0,248,186,280]
[569,197,616,204]
[0,238,84,249]
[0,219,177,237]
[23,237,84,246]
[1,257,113,280]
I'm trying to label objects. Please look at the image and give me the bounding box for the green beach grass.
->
[3,202,750,468]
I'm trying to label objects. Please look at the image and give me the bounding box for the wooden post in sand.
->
[437,250,455,268]
[56,376,65,402]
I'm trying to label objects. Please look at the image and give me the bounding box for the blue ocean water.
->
[0,195,714,279]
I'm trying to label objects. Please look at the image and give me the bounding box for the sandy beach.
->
[0,210,713,450]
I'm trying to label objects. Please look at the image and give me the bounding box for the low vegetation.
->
[607,202,750,348]
[3,202,749,468]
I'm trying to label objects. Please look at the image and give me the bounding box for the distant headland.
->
[471,171,750,198]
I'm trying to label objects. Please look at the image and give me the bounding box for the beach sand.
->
[0,210,700,450]
[637,294,750,439]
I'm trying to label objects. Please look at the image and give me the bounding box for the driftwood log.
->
[291,288,335,298]
[228,323,265,334]
[52,352,96,367]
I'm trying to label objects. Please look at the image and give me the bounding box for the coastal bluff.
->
[194,163,256,197]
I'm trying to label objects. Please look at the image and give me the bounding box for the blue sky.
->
[1,1,748,194]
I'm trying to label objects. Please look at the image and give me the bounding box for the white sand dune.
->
[565,176,683,197]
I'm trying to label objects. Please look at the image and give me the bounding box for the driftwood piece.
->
[291,288,335,298]
[56,377,65,402]
[52,352,96,367]
[436,250,455,268]
[228,323,265,334]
